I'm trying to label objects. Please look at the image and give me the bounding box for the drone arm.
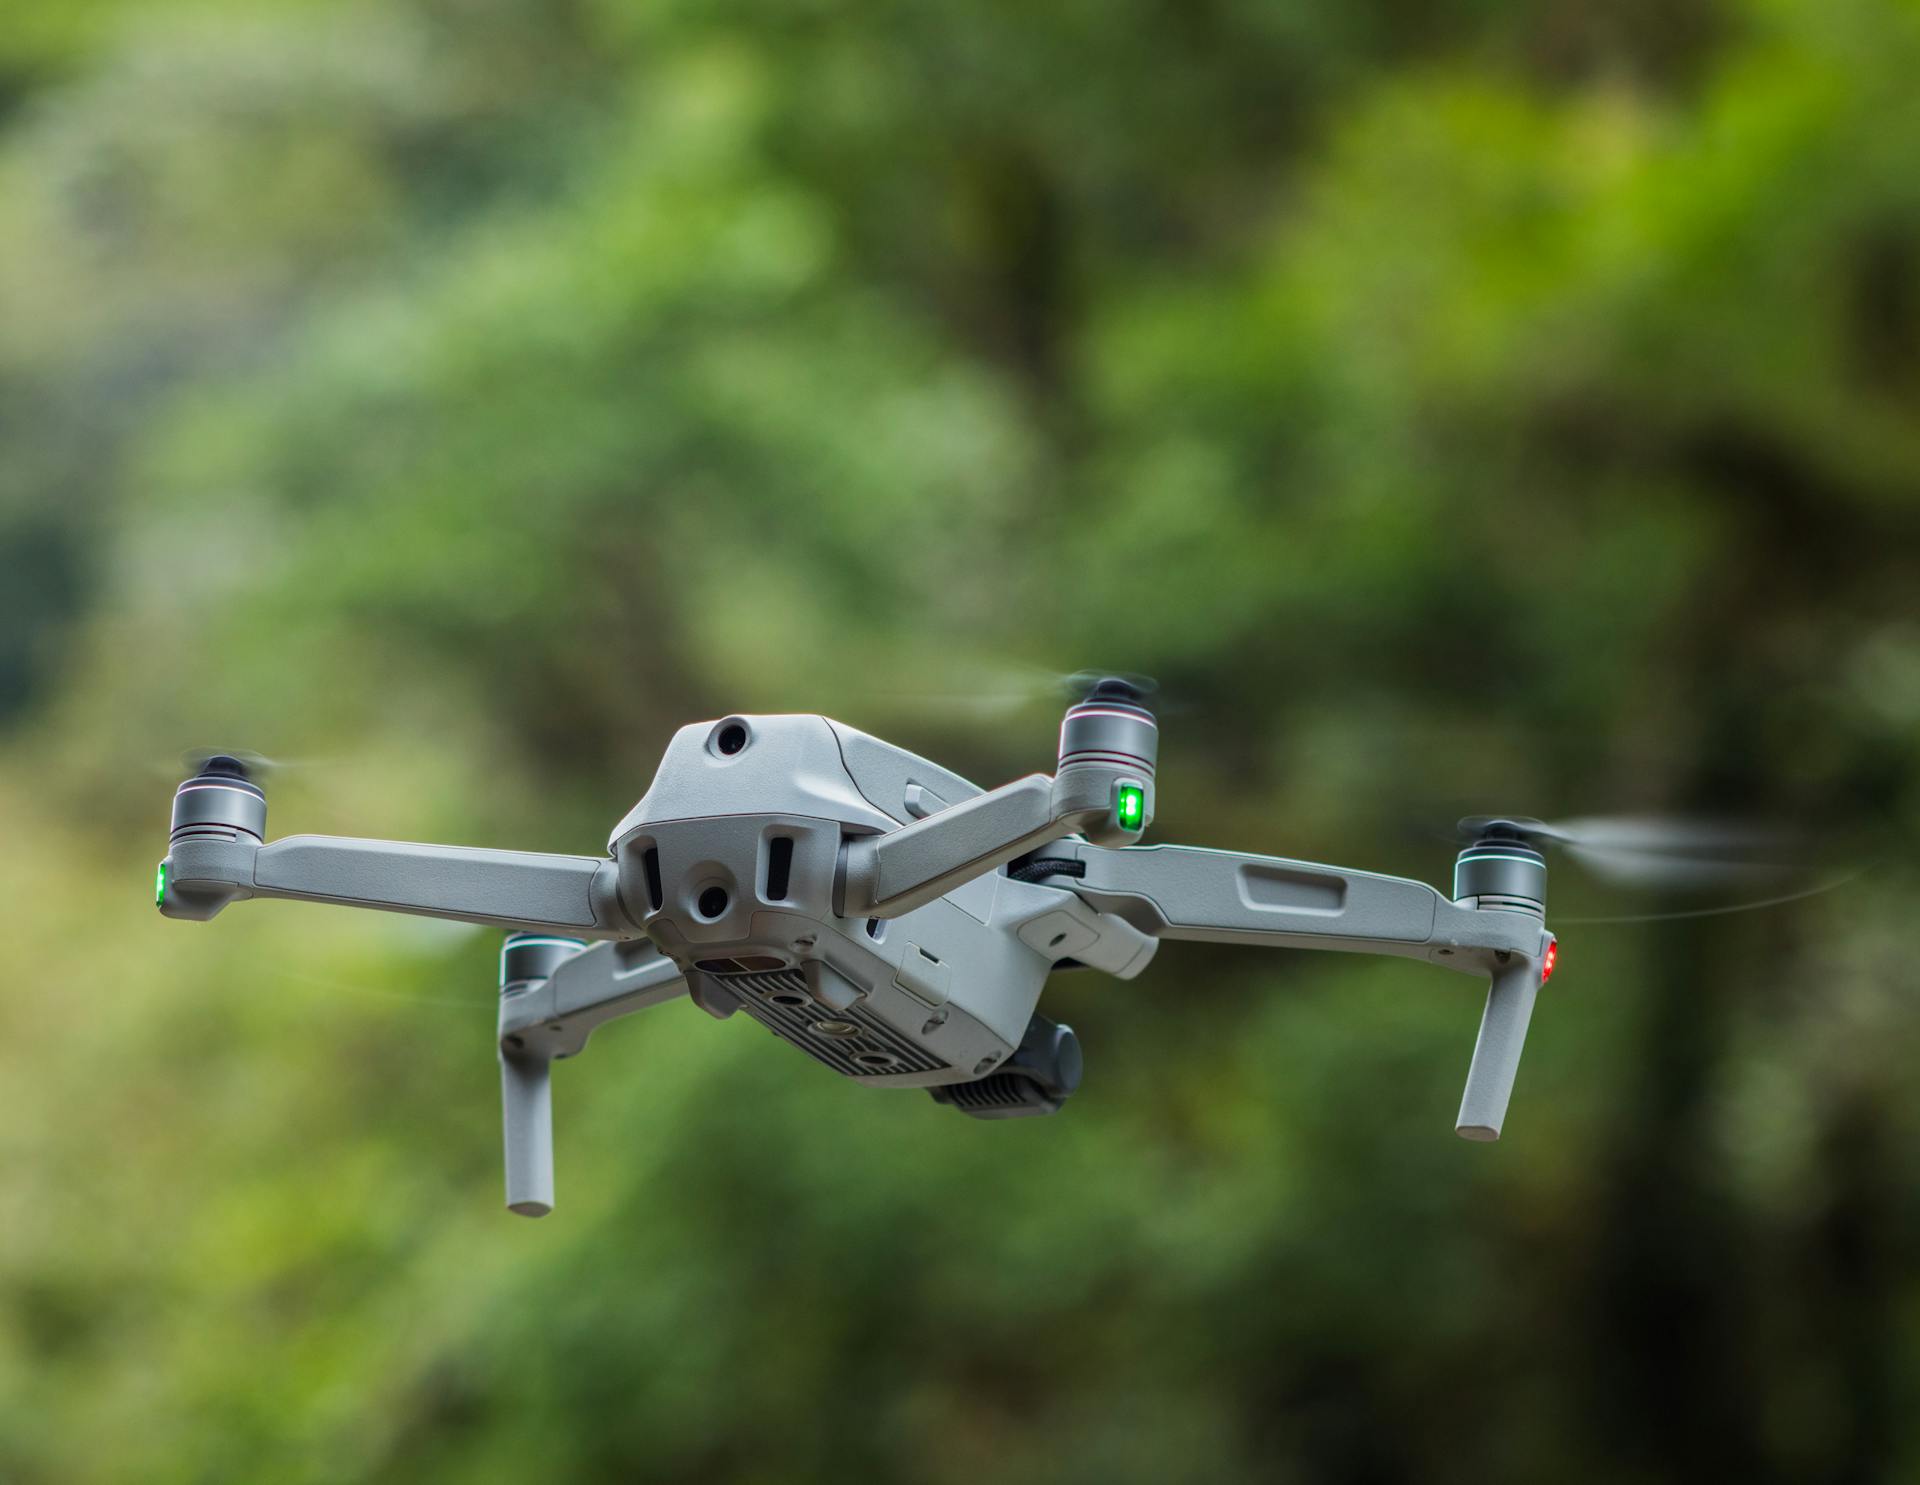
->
[163,832,642,939]
[252,836,630,933]
[1455,951,1544,1141]
[499,938,691,1055]
[1040,842,1552,1140]
[839,774,1113,919]
[499,1050,555,1217]
[1050,842,1540,961]
[495,938,688,1217]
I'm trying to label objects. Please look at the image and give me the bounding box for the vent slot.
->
[641,847,664,912]
[765,836,794,901]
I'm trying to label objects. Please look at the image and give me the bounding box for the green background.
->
[2,0,1917,1479]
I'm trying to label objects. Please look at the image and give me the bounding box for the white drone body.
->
[159,683,1556,1217]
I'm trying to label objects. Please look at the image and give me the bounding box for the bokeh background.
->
[3,0,1919,1480]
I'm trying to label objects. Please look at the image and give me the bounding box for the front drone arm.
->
[1028,842,1553,1141]
[160,759,643,937]
[839,687,1165,919]
[162,832,642,939]
[259,836,638,934]
[839,774,1118,919]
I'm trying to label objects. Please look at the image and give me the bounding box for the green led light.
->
[1115,785,1145,831]
[155,861,167,905]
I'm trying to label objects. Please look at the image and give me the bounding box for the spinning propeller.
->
[856,661,1171,722]
[1454,814,1797,890]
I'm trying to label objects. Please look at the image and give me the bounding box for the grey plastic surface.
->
[491,938,687,1217]
[498,938,690,1058]
[1049,842,1541,960]
[593,713,1158,1090]
[1064,843,1441,951]
[1453,843,1548,910]
[1057,701,1157,844]
[840,759,1154,919]
[842,774,1062,917]
[827,720,984,825]
[170,778,267,841]
[1041,840,1552,1138]
[832,688,1169,917]
[1057,702,1158,776]
[500,932,588,989]
[161,826,642,941]
[608,715,899,850]
[250,836,634,935]
[499,1050,555,1216]
[1455,953,1542,1141]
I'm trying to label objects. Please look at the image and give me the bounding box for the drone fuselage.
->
[607,714,1154,1087]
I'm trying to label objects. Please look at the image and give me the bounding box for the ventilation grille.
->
[936,1072,1041,1112]
[765,836,793,901]
[722,968,948,1078]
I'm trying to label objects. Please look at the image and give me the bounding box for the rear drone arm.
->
[1024,842,1554,1142]
[494,937,688,1216]
[1038,842,1532,960]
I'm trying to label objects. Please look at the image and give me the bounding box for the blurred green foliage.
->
[2,0,1918,1480]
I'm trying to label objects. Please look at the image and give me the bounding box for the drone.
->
[159,678,1564,1217]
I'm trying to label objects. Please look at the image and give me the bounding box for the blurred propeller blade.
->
[855,660,1167,721]
[1455,812,1802,891]
[855,658,1069,721]
[1542,815,1798,890]
[1554,869,1866,925]
[165,746,320,781]
[1062,669,1160,705]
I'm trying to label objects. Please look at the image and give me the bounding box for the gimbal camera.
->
[158,679,1558,1216]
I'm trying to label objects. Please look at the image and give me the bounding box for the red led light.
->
[1541,941,1558,985]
